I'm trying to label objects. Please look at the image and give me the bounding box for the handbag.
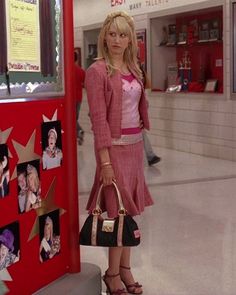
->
[79,181,141,247]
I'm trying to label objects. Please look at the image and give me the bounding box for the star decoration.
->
[28,177,66,241]
[0,280,9,295]
[0,127,13,158]
[0,268,12,282]
[42,109,64,134]
[11,130,41,180]
[0,127,13,144]
[42,109,58,122]
[0,280,9,294]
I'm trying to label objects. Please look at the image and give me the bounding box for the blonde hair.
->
[97,11,142,79]
[44,216,53,241]
[27,164,40,191]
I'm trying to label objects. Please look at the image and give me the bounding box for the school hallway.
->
[78,132,236,295]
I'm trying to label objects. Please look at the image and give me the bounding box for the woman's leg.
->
[108,247,123,274]
[142,131,161,166]
[120,247,143,294]
[142,131,156,162]
[104,247,126,292]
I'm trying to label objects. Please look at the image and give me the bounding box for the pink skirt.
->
[86,141,154,218]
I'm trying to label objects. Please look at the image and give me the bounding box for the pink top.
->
[112,73,142,145]
[121,73,141,130]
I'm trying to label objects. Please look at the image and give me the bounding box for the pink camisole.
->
[112,73,143,145]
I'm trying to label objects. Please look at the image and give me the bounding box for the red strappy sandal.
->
[119,266,143,295]
[103,271,128,295]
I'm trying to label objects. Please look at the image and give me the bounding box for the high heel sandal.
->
[102,271,127,295]
[119,266,143,295]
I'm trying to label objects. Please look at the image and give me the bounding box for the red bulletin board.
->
[0,1,80,294]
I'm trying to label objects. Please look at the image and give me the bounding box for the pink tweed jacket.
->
[85,59,150,151]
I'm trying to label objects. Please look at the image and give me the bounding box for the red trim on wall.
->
[63,0,81,273]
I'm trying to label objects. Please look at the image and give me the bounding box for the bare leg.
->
[104,247,126,293]
[120,247,131,267]
[108,247,123,274]
[120,247,143,294]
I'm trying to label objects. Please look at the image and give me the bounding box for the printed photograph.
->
[0,221,20,271]
[0,144,10,199]
[17,159,41,213]
[41,121,63,170]
[39,209,60,263]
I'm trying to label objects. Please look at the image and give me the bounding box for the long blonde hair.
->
[97,11,142,79]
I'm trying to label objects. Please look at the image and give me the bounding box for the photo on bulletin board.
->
[136,29,147,72]
[17,159,41,214]
[0,144,9,198]
[0,221,20,271]
[39,209,60,263]
[41,121,63,170]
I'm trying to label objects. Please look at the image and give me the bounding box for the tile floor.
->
[78,133,236,295]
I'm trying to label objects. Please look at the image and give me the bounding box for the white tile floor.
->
[78,133,236,295]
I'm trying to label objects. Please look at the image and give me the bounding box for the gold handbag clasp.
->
[102,219,115,232]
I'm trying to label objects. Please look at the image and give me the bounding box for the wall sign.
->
[6,0,41,72]
[111,0,169,11]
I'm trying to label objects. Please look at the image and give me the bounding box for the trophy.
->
[178,51,192,91]
[166,24,177,46]
[198,21,209,42]
[177,24,187,45]
[188,19,198,44]
[209,19,221,41]
[167,63,178,87]
[159,26,168,46]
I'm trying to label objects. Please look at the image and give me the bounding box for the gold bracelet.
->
[101,161,112,167]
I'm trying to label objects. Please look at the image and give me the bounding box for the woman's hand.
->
[100,164,116,186]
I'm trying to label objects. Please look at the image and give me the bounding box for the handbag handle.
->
[94,181,126,215]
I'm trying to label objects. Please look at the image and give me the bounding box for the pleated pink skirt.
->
[86,141,154,218]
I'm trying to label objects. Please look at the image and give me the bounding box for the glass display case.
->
[150,5,223,94]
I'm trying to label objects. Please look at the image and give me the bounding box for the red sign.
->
[111,0,125,7]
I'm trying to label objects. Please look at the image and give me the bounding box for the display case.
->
[150,5,223,94]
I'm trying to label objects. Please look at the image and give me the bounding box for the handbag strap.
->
[94,181,125,214]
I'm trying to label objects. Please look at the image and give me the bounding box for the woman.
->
[17,170,28,213]
[85,11,154,295]
[42,128,63,170]
[0,156,9,198]
[39,216,60,263]
[25,164,41,212]
[0,229,19,270]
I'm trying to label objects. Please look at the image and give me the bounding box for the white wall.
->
[150,16,176,90]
